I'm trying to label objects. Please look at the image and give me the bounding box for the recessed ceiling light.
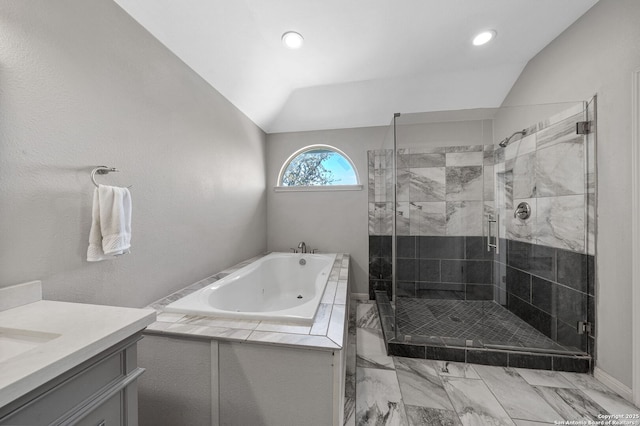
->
[473,30,497,46]
[282,31,304,49]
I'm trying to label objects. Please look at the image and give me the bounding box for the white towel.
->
[87,184,132,262]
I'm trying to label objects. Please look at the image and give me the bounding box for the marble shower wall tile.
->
[396,202,410,236]
[536,195,586,252]
[446,151,483,167]
[397,168,410,201]
[495,169,513,210]
[483,165,495,202]
[537,112,584,150]
[535,139,585,197]
[409,202,446,236]
[446,201,483,236]
[446,166,483,201]
[513,152,536,199]
[446,145,483,153]
[411,146,446,154]
[506,198,537,243]
[410,152,446,168]
[410,167,446,201]
[368,203,375,235]
[397,148,411,168]
[369,203,395,236]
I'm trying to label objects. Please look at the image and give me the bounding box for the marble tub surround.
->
[0,282,155,408]
[355,299,638,426]
[146,252,351,351]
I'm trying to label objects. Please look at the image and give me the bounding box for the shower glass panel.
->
[374,100,596,367]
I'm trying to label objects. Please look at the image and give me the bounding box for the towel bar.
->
[90,166,131,188]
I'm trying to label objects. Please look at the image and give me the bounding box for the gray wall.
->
[267,113,494,296]
[0,0,267,308]
[267,126,386,295]
[500,0,640,387]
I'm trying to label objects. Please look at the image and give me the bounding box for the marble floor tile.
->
[405,405,461,426]
[351,296,636,426]
[357,328,395,370]
[394,357,455,410]
[442,376,515,426]
[513,420,554,426]
[579,388,640,418]
[435,361,481,379]
[534,386,607,421]
[559,371,613,393]
[474,365,561,423]
[515,369,574,388]
[357,303,381,329]
[356,367,408,426]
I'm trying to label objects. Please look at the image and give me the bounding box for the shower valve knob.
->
[514,202,531,220]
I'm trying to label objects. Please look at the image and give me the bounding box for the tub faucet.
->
[297,241,307,253]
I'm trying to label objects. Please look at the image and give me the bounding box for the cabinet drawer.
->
[0,349,123,425]
[75,391,123,426]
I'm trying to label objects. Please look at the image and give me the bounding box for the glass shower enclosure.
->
[370,99,596,371]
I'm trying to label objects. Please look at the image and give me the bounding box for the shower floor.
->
[394,298,582,354]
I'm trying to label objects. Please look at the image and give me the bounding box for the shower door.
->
[492,99,596,356]
[391,113,492,345]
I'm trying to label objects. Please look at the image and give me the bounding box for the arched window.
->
[276,145,362,191]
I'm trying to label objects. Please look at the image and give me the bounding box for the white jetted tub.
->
[164,252,337,324]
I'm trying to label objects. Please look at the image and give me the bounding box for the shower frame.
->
[371,99,597,372]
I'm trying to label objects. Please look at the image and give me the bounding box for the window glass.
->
[278,146,359,187]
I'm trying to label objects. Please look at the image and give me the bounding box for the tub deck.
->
[145,253,350,351]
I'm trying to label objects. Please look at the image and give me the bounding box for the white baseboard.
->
[594,367,634,403]
[351,293,370,301]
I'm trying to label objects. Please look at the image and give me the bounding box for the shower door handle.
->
[487,215,499,254]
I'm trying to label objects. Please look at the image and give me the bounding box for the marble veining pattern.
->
[446,166,483,201]
[410,167,446,202]
[410,201,447,236]
[395,357,455,410]
[368,105,594,253]
[145,253,350,352]
[536,195,585,252]
[446,201,483,236]
[535,140,585,197]
[354,300,639,426]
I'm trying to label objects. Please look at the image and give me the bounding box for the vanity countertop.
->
[0,300,155,409]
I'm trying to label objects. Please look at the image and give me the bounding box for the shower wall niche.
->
[369,100,597,371]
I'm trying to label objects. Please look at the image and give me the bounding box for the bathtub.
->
[163,252,337,324]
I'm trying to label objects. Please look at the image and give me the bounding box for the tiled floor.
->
[395,298,577,352]
[350,300,640,426]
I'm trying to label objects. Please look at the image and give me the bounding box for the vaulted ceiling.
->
[114,0,599,133]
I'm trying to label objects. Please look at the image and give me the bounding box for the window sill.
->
[274,185,363,193]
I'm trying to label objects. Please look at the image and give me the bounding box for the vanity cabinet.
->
[0,333,144,426]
